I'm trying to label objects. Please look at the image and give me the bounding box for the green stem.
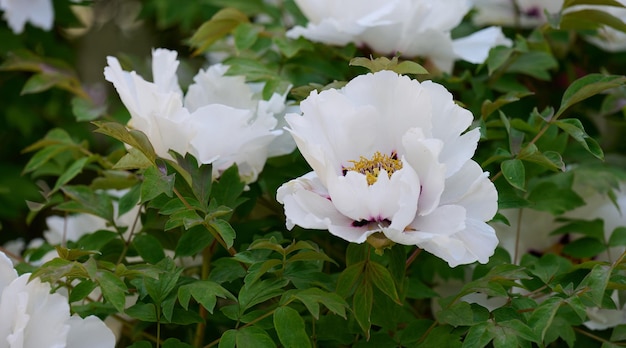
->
[194,241,217,347]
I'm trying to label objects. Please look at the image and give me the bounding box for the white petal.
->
[22,277,71,348]
[183,64,256,113]
[452,26,513,64]
[277,173,372,243]
[401,130,445,215]
[66,315,116,348]
[385,205,466,245]
[417,218,498,267]
[440,160,498,221]
[0,0,53,33]
[0,251,17,292]
[151,48,182,97]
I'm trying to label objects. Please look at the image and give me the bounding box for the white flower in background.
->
[493,182,626,264]
[287,0,512,73]
[104,48,296,183]
[0,0,53,34]
[277,71,498,267]
[471,0,564,28]
[574,0,626,52]
[0,251,115,348]
[44,190,142,245]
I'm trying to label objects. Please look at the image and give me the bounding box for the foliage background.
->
[2,0,626,347]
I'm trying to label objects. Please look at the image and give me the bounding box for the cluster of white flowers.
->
[0,251,115,348]
[287,0,512,73]
[104,48,296,183]
[277,70,498,267]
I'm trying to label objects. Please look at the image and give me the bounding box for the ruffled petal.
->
[440,160,498,221]
[452,26,512,64]
[66,315,116,348]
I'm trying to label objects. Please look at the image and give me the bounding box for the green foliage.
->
[4,0,626,347]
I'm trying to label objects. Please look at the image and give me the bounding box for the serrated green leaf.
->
[274,306,312,348]
[177,280,235,313]
[140,165,175,203]
[144,259,182,305]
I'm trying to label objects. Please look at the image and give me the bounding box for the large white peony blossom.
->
[0,251,115,348]
[287,0,512,73]
[0,0,53,34]
[104,48,296,183]
[277,70,498,267]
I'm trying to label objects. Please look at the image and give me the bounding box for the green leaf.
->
[172,152,212,210]
[178,280,235,313]
[562,237,607,259]
[140,165,175,203]
[52,156,91,192]
[219,330,237,348]
[274,306,312,348]
[92,121,156,163]
[132,234,166,264]
[487,46,514,75]
[557,74,626,118]
[577,264,611,306]
[554,118,604,159]
[144,258,182,305]
[95,270,127,312]
[501,159,526,191]
[273,36,313,58]
[163,338,194,348]
[353,279,373,338]
[233,326,277,348]
[208,219,236,249]
[349,56,428,74]
[188,8,250,54]
[336,262,365,298]
[287,250,335,264]
[367,261,401,304]
[462,322,494,348]
[507,51,558,80]
[127,341,152,348]
[113,147,153,170]
[126,303,158,322]
[481,91,534,119]
[560,9,626,34]
[437,302,489,327]
[528,297,562,341]
[118,184,141,217]
[527,182,585,214]
[175,225,213,257]
[58,185,114,222]
[69,280,97,303]
[211,164,245,209]
[285,288,348,319]
[609,227,626,247]
[564,0,626,7]
[233,22,260,51]
[238,278,289,315]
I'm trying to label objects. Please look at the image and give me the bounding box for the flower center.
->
[343,151,402,185]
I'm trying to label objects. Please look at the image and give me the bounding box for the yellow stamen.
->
[344,151,402,185]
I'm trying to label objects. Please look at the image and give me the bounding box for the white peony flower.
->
[0,0,53,34]
[0,251,115,348]
[277,70,498,267]
[287,0,512,73]
[104,48,296,183]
